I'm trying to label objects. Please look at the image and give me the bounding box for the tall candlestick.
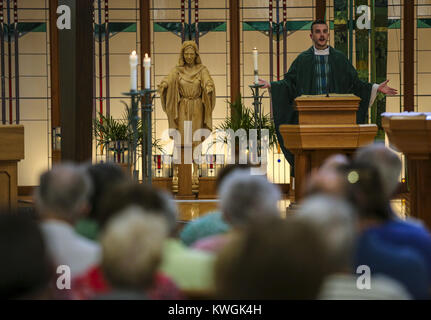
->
[144,53,151,90]
[130,50,138,91]
[252,48,259,84]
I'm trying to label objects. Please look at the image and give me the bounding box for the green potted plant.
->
[214,94,278,164]
[93,102,164,165]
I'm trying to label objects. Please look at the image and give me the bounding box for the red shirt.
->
[71,265,184,300]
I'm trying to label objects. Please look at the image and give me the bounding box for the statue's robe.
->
[270,46,373,167]
[159,64,216,138]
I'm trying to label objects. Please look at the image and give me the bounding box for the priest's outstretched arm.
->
[347,60,398,108]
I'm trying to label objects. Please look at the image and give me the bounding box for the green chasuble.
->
[271,46,373,167]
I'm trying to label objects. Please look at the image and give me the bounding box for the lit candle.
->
[130,50,138,91]
[252,48,258,84]
[144,53,151,90]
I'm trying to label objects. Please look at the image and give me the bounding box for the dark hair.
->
[0,213,53,299]
[99,183,177,233]
[215,219,330,299]
[85,163,129,222]
[338,163,392,221]
[311,19,328,32]
[216,164,251,190]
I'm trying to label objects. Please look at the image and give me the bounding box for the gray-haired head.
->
[354,143,402,198]
[219,170,281,228]
[100,206,167,290]
[297,195,357,271]
[35,163,93,222]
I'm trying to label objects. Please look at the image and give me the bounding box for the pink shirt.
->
[192,234,230,253]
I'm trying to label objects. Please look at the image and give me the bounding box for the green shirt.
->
[159,238,215,291]
[180,211,230,246]
[75,218,100,241]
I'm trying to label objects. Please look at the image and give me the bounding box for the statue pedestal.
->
[176,145,196,200]
[198,177,217,199]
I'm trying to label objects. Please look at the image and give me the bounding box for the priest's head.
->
[310,19,329,50]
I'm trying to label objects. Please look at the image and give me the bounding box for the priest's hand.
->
[258,78,271,89]
[378,80,398,96]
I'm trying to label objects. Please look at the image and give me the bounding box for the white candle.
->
[144,53,151,90]
[130,50,138,91]
[252,47,259,84]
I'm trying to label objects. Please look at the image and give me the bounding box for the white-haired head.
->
[100,206,168,290]
[354,143,402,198]
[297,195,357,271]
[219,170,281,228]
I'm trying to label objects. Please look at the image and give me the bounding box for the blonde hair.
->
[100,206,168,289]
[178,40,202,66]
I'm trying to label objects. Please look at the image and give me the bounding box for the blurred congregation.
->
[1,142,431,300]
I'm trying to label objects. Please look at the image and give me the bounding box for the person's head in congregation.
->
[84,162,129,223]
[35,163,101,279]
[297,195,415,300]
[179,164,251,247]
[351,144,431,294]
[310,19,329,50]
[190,169,281,253]
[0,212,54,300]
[337,163,431,299]
[74,162,130,240]
[218,169,281,229]
[298,195,357,274]
[35,163,93,224]
[215,218,330,299]
[97,206,167,300]
[305,154,350,198]
[341,163,392,223]
[354,143,402,199]
[94,182,215,296]
[215,164,251,190]
[98,182,177,235]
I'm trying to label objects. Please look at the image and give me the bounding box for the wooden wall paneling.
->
[403,0,414,112]
[58,0,94,163]
[229,0,240,107]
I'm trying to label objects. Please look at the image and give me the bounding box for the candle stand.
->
[141,89,157,184]
[249,83,265,161]
[122,89,156,184]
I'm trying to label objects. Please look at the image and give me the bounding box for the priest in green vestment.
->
[259,20,397,167]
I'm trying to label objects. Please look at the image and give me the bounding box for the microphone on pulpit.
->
[326,83,330,97]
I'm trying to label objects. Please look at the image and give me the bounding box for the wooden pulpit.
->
[279,95,378,203]
[0,125,25,210]
[382,113,431,229]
